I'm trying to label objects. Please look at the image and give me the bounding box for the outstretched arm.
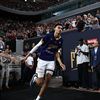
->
[24,39,43,60]
[0,53,11,59]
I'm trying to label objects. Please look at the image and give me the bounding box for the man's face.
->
[79,41,83,46]
[54,25,63,35]
[92,40,99,47]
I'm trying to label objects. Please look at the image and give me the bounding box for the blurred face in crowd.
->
[0,37,3,41]
[79,41,83,46]
[92,39,99,47]
[54,24,63,38]
[78,38,84,46]
[32,43,35,48]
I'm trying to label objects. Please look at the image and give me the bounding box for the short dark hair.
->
[79,38,84,42]
[54,23,63,28]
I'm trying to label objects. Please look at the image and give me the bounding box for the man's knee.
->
[36,78,44,86]
[45,73,52,83]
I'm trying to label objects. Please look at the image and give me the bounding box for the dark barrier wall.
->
[62,29,100,84]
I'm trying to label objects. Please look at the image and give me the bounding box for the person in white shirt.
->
[75,38,90,89]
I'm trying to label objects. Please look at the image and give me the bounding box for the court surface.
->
[1,85,100,100]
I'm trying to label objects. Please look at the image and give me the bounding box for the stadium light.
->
[25,0,27,2]
[33,0,36,2]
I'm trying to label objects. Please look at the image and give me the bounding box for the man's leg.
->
[31,59,54,100]
[35,60,55,100]
[30,73,43,99]
[35,73,52,100]
[0,68,5,89]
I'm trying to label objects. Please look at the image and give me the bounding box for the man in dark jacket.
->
[90,39,100,91]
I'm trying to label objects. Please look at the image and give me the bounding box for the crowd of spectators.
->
[0,10,100,43]
[0,9,100,54]
[59,10,100,32]
[0,18,54,40]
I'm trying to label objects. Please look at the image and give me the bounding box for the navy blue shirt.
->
[39,33,63,61]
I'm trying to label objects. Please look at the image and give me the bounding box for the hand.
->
[75,47,81,53]
[91,66,94,72]
[77,47,82,52]
[60,63,66,71]
[91,66,93,69]
[21,57,26,62]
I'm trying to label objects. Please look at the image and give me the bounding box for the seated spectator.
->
[76,16,85,32]
[4,45,12,54]
[96,10,100,23]
[92,17,100,29]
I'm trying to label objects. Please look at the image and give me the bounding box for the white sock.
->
[36,95,41,100]
[34,76,37,82]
